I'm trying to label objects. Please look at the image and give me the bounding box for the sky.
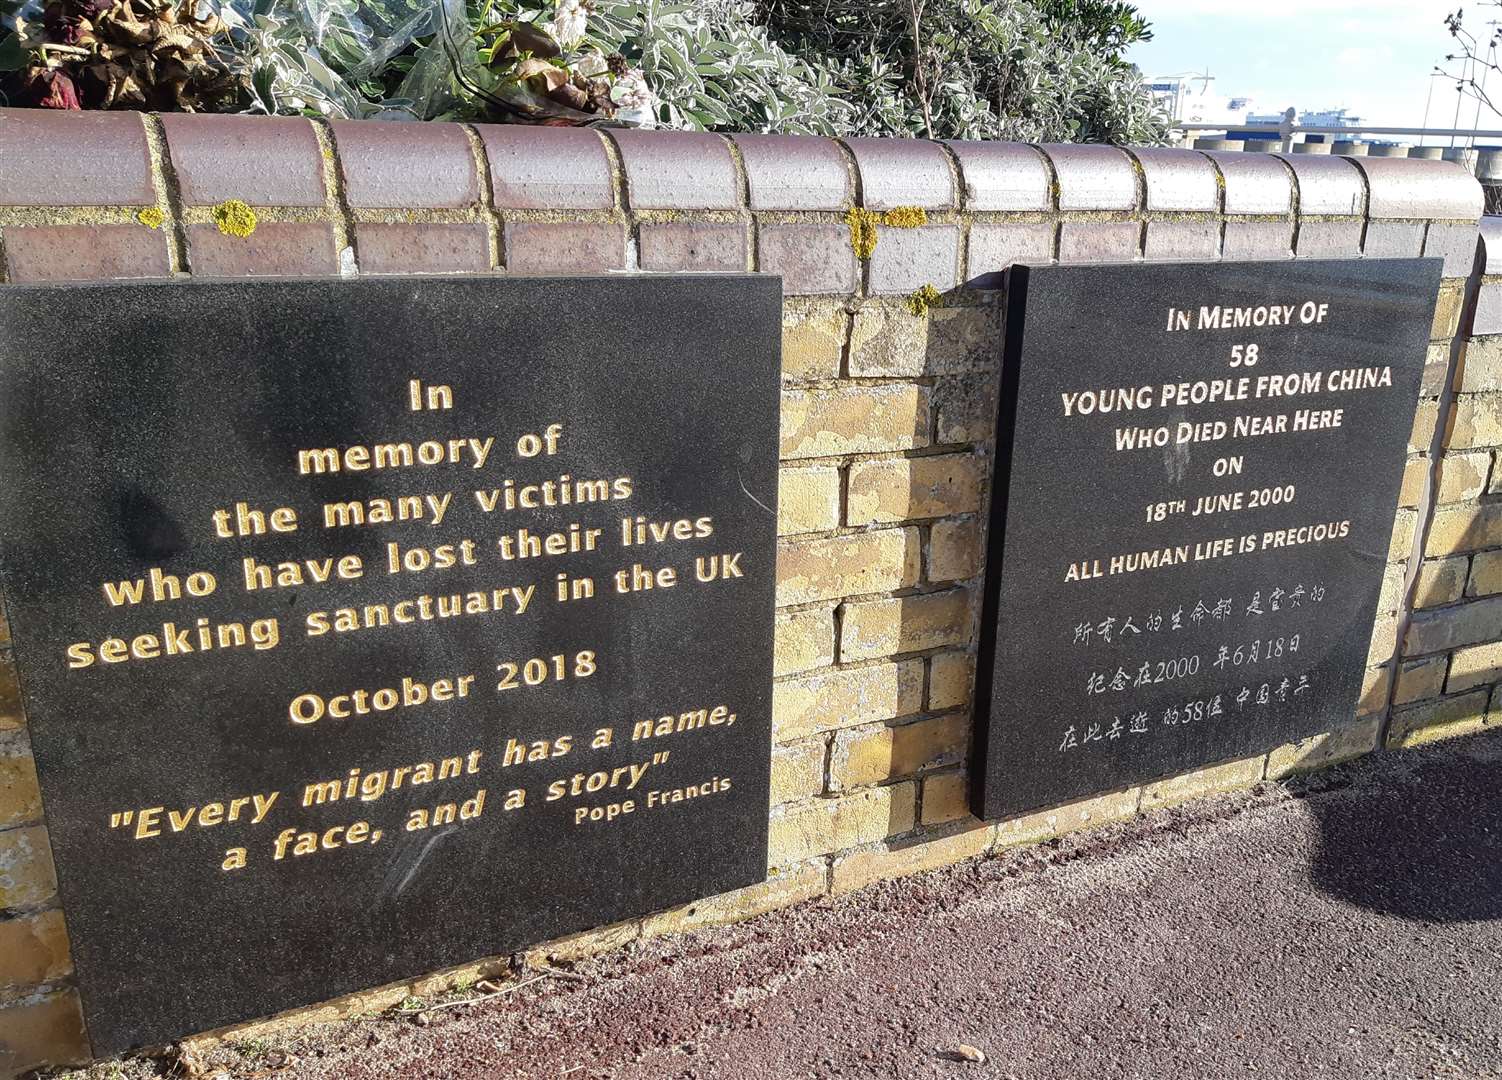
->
[1126,0,1502,136]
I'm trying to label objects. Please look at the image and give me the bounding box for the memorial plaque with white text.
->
[973,259,1440,820]
[0,276,779,1053]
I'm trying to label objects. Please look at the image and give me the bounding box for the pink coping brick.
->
[161,114,326,207]
[354,223,490,274]
[638,222,747,272]
[0,109,154,207]
[503,222,626,273]
[611,129,740,211]
[479,125,615,210]
[4,224,169,282]
[733,134,851,211]
[332,121,478,210]
[186,222,338,277]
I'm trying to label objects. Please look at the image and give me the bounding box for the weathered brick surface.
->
[829,713,967,789]
[638,222,747,272]
[1405,596,1502,654]
[928,652,975,711]
[0,826,57,909]
[0,989,89,1074]
[758,224,858,295]
[993,788,1139,848]
[0,108,154,206]
[1058,221,1140,263]
[773,608,835,677]
[929,518,984,582]
[840,588,972,661]
[354,223,489,275]
[778,465,842,536]
[1222,220,1293,261]
[612,129,739,211]
[4,224,170,283]
[1139,755,1265,810]
[848,303,998,378]
[734,134,850,211]
[1264,718,1380,779]
[919,771,973,825]
[767,782,917,866]
[772,661,924,742]
[780,301,847,382]
[480,126,613,210]
[0,909,71,993]
[845,138,956,210]
[946,141,1049,211]
[332,121,477,209]
[162,113,325,207]
[1387,689,1491,748]
[0,733,41,828]
[641,863,826,937]
[867,225,960,295]
[770,740,825,805]
[829,823,990,894]
[1294,220,1362,258]
[1133,148,1219,212]
[187,222,338,278]
[1144,219,1219,261]
[780,385,929,459]
[846,454,985,525]
[966,223,1054,279]
[776,529,920,606]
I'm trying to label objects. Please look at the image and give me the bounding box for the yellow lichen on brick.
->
[212,199,258,238]
[882,206,929,228]
[905,283,942,317]
[641,862,827,938]
[830,823,990,895]
[845,207,879,260]
[136,206,166,230]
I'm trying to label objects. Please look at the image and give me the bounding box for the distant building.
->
[1144,74,1255,128]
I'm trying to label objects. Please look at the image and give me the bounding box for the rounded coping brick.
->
[0,108,154,207]
[733,134,851,211]
[1350,157,1484,221]
[610,129,740,211]
[1481,217,1502,276]
[330,120,477,210]
[944,141,1050,212]
[477,125,614,211]
[159,113,326,207]
[1198,151,1293,216]
[1131,147,1219,212]
[1038,144,1138,212]
[1272,153,1366,217]
[845,137,957,210]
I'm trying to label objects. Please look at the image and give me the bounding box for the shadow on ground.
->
[1308,733,1502,922]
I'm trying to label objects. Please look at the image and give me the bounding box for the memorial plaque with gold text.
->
[974,259,1440,820]
[0,276,780,1053]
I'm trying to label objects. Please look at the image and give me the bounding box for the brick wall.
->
[0,109,1485,1074]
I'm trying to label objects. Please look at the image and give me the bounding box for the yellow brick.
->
[1394,655,1448,704]
[767,782,917,867]
[1387,509,1418,563]
[1424,341,1457,395]
[522,919,639,967]
[770,739,825,805]
[0,741,41,829]
[928,651,975,711]
[772,660,924,741]
[929,517,983,582]
[846,454,985,525]
[1265,717,1381,779]
[1387,689,1491,747]
[1425,503,1502,556]
[1366,615,1398,667]
[1139,755,1265,811]
[0,603,9,648]
[993,788,1139,848]
[781,300,847,382]
[920,771,974,826]
[774,608,835,677]
[848,301,998,377]
[1448,392,1502,449]
[1416,556,1469,607]
[1436,450,1492,503]
[0,662,21,733]
[1356,664,1392,716]
[641,862,826,938]
[1446,641,1502,693]
[776,528,920,606]
[840,588,972,661]
[1409,398,1440,453]
[0,911,71,994]
[1467,549,1502,596]
[780,385,929,459]
[0,827,56,909]
[829,714,968,790]
[829,824,992,894]
[1397,455,1427,508]
[1377,560,1407,615]
[778,465,841,536]
[1432,284,1463,339]
[0,990,88,1075]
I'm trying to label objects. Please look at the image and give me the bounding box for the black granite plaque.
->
[0,275,780,1054]
[973,258,1440,820]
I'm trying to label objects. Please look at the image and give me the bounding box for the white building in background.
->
[1144,73,1255,128]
